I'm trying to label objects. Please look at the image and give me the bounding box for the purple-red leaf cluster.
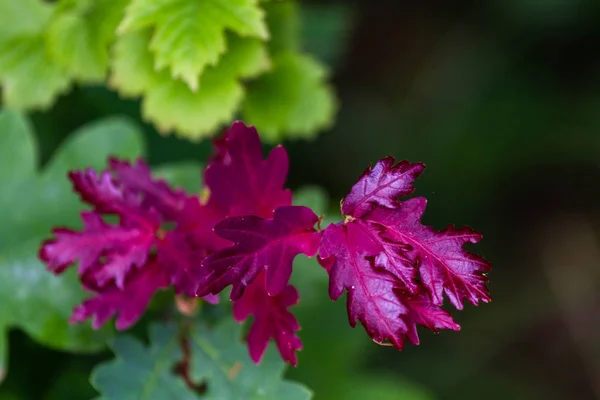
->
[39,121,491,366]
[39,122,316,365]
[319,158,491,349]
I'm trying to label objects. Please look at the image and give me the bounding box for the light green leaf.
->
[120,0,268,91]
[142,37,269,139]
[0,0,71,109]
[0,110,144,378]
[109,30,157,97]
[111,30,269,140]
[46,0,128,81]
[0,0,53,39]
[241,52,337,142]
[91,324,198,400]
[189,320,311,400]
[0,35,70,109]
[262,1,300,54]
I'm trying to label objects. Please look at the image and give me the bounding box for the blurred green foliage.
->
[0,0,336,141]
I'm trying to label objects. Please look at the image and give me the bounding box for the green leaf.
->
[46,0,128,81]
[0,0,53,40]
[262,1,300,55]
[189,320,311,399]
[293,186,328,216]
[111,30,269,140]
[0,110,144,378]
[109,29,157,97]
[241,52,337,142]
[0,0,71,109]
[91,324,198,400]
[120,0,268,91]
[0,36,70,110]
[152,161,203,195]
[0,110,36,188]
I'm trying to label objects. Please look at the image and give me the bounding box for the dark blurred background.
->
[3,0,600,399]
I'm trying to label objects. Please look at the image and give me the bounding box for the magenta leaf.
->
[233,271,302,366]
[204,122,292,218]
[365,198,491,309]
[341,157,424,218]
[319,222,455,349]
[109,158,189,219]
[320,156,490,350]
[73,257,170,330]
[198,206,321,300]
[69,169,145,218]
[40,211,158,288]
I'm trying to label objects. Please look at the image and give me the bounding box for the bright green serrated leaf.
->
[120,0,268,91]
[0,35,70,109]
[46,0,127,81]
[0,0,71,109]
[109,30,157,97]
[111,30,269,140]
[91,324,198,400]
[0,0,53,39]
[189,320,311,399]
[241,52,337,142]
[143,37,269,139]
[0,110,144,378]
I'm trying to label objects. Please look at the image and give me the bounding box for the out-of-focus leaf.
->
[119,0,268,91]
[111,30,270,140]
[189,320,311,399]
[0,0,71,109]
[0,36,70,110]
[242,52,337,142]
[262,0,299,54]
[0,110,144,378]
[46,0,128,81]
[0,0,53,39]
[152,162,203,195]
[91,324,198,400]
[293,186,328,216]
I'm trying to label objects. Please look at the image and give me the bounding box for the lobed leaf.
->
[189,320,311,399]
[0,35,70,109]
[91,324,198,400]
[320,156,490,350]
[233,271,303,365]
[46,0,128,82]
[120,0,268,91]
[110,31,270,139]
[0,110,143,376]
[241,52,337,142]
[198,206,321,300]
[204,121,291,218]
[341,157,425,218]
